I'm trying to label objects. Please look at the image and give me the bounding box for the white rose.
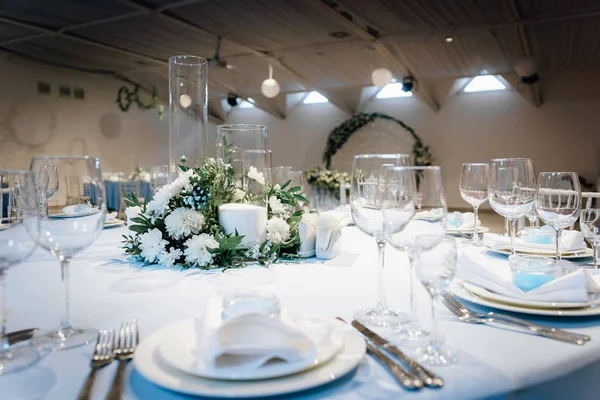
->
[125,206,141,227]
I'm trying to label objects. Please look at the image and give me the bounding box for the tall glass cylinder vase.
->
[169,55,208,180]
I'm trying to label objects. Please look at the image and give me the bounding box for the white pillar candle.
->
[218,203,267,248]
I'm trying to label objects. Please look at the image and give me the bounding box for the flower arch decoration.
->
[322,112,433,169]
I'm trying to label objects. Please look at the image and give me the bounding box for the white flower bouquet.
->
[122,156,309,270]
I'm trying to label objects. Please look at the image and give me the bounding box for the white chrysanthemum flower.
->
[147,187,171,217]
[158,247,183,267]
[184,233,219,267]
[125,206,141,227]
[247,166,265,185]
[139,228,168,263]
[266,217,291,244]
[170,169,195,195]
[269,195,289,217]
[164,208,205,240]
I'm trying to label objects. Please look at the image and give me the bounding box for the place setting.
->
[2,3,600,397]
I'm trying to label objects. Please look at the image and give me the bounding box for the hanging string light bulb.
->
[371,67,393,87]
[261,64,281,98]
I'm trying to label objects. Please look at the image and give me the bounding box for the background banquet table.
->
[85,181,153,211]
[3,226,600,400]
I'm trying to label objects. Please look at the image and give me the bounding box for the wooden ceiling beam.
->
[311,0,440,112]
[0,15,283,120]
[115,0,353,115]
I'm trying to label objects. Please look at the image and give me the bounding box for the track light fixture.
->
[401,76,415,92]
[227,93,239,107]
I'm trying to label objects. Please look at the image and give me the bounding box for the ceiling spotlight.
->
[371,68,393,87]
[226,63,235,70]
[445,37,454,43]
[227,93,239,107]
[401,76,415,92]
[260,64,281,98]
[515,56,539,84]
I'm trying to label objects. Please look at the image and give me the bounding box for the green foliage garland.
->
[116,84,158,113]
[322,112,433,169]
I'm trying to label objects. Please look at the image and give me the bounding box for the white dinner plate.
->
[104,220,125,229]
[451,281,600,317]
[133,318,366,398]
[157,312,344,380]
[48,210,100,219]
[462,281,600,309]
[446,226,490,234]
[485,247,594,260]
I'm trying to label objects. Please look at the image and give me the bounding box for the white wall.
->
[0,57,170,173]
[1,56,598,208]
[225,74,600,208]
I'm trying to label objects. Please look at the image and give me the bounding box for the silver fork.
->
[106,319,139,400]
[441,292,589,345]
[76,330,114,400]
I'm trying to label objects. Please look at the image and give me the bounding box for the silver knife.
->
[351,320,444,388]
[336,318,422,390]
[6,328,38,345]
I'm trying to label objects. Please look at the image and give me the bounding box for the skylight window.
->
[376,83,413,99]
[303,91,329,104]
[463,75,506,92]
[238,98,255,108]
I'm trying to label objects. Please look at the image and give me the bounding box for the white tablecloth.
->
[3,227,600,400]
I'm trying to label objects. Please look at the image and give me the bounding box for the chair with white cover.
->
[583,192,600,209]
[65,176,91,206]
[339,183,351,206]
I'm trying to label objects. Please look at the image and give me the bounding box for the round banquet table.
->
[3,226,600,400]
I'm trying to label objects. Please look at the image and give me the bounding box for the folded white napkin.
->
[458,212,481,230]
[457,252,600,302]
[483,230,586,254]
[298,213,318,257]
[198,314,316,372]
[105,211,117,221]
[316,210,350,260]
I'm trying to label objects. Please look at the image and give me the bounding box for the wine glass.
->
[414,237,458,365]
[0,170,40,374]
[36,165,58,216]
[459,163,489,245]
[29,156,106,350]
[536,172,581,260]
[150,165,169,194]
[384,166,447,342]
[580,209,600,272]
[350,154,411,327]
[290,170,307,208]
[273,166,292,186]
[488,158,536,255]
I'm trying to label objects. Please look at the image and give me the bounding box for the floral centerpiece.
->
[122,151,309,270]
[129,165,150,181]
[306,167,350,200]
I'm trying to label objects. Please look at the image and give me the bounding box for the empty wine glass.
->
[536,172,581,260]
[580,209,600,271]
[384,166,447,342]
[526,208,539,227]
[29,156,106,351]
[0,170,40,374]
[351,154,411,327]
[150,165,169,194]
[488,158,536,255]
[273,166,292,186]
[459,163,489,245]
[36,165,58,216]
[414,237,458,365]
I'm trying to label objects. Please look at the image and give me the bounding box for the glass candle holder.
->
[222,289,281,321]
[509,255,557,292]
[217,125,267,177]
[169,55,208,180]
[243,150,269,204]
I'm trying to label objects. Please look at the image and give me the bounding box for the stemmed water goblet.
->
[488,158,536,255]
[150,165,169,194]
[0,170,40,374]
[580,209,600,271]
[36,165,58,216]
[459,163,489,245]
[414,237,458,365]
[536,172,581,260]
[350,154,411,327]
[384,166,447,342]
[29,156,106,350]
